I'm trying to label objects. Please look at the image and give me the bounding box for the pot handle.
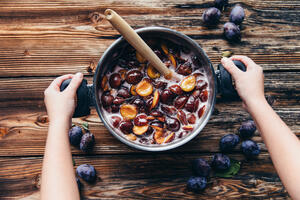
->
[216,60,246,99]
[60,79,95,117]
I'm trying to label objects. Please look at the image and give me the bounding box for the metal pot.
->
[60,27,245,151]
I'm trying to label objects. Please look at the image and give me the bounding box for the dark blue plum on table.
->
[239,120,256,139]
[230,5,245,25]
[192,158,211,177]
[187,176,207,192]
[211,153,231,171]
[202,7,221,25]
[241,140,260,158]
[76,164,97,183]
[69,126,83,146]
[223,22,241,41]
[80,132,95,153]
[219,134,240,152]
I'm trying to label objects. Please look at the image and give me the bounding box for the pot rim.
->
[94,26,216,152]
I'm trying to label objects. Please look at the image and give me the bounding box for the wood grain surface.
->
[0,105,300,156]
[0,154,290,199]
[0,0,299,199]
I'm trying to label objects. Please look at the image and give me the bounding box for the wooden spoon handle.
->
[104,9,172,79]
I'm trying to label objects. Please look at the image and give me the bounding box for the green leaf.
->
[72,158,76,166]
[222,51,233,58]
[215,159,241,178]
[82,122,89,131]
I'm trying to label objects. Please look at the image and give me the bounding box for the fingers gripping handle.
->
[60,79,91,117]
[217,60,246,99]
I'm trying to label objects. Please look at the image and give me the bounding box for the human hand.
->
[221,55,265,109]
[44,73,83,124]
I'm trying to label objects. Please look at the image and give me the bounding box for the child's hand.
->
[44,73,83,123]
[221,55,265,109]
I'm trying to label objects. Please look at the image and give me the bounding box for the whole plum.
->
[161,89,175,104]
[109,73,122,88]
[241,140,260,158]
[223,22,241,41]
[211,153,231,171]
[69,126,83,146]
[219,134,240,152]
[192,158,211,177]
[101,93,114,107]
[80,132,95,153]
[187,176,207,192]
[230,5,245,25]
[239,120,256,139]
[202,7,221,25]
[165,117,181,132]
[125,70,143,84]
[76,164,97,183]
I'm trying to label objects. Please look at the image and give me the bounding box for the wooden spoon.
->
[104,9,174,80]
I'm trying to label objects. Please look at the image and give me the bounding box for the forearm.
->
[41,119,80,200]
[247,99,300,199]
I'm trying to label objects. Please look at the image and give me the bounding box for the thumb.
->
[65,72,83,95]
[221,57,242,80]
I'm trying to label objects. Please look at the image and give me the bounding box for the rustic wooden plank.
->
[0,35,298,77]
[0,76,93,103]
[0,0,299,19]
[0,37,299,78]
[0,1,299,77]
[0,72,299,106]
[0,0,298,20]
[0,102,299,156]
[0,0,299,9]
[0,153,290,199]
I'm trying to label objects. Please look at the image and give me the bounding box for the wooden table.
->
[0,0,299,199]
